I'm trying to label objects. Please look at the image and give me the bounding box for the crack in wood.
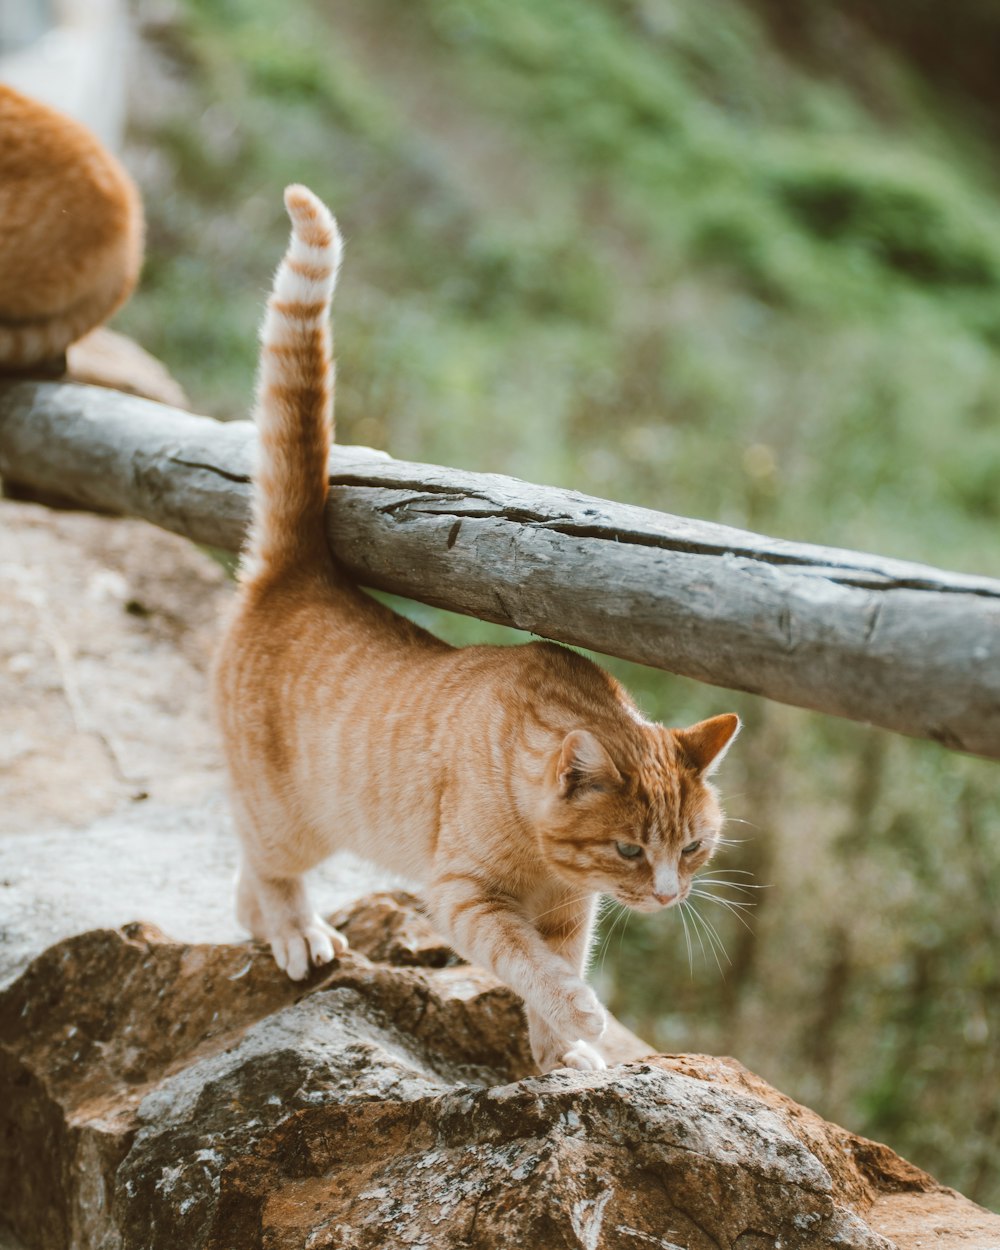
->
[863,599,883,645]
[136,452,1000,602]
[168,456,252,487]
[360,497,1000,600]
[776,605,795,653]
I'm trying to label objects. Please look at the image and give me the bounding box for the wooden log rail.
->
[1,380,998,760]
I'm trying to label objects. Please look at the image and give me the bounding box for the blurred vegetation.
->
[121,0,999,1208]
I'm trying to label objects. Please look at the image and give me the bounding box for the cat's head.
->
[536,713,740,912]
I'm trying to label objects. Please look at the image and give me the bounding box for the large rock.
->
[2,892,997,1250]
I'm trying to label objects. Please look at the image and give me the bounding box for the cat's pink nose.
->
[654,891,678,906]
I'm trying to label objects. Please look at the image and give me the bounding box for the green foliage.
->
[119,0,1000,1208]
[452,226,607,321]
[770,144,1000,288]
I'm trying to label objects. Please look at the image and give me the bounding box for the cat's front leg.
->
[527,893,607,1072]
[526,1009,607,1073]
[428,872,607,1064]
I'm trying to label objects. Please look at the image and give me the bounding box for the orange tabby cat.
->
[213,186,740,1073]
[0,84,143,370]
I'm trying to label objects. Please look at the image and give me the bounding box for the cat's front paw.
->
[548,978,607,1045]
[557,1039,607,1072]
[271,916,348,981]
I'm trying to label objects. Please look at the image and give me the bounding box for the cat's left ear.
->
[555,729,622,798]
[674,713,741,776]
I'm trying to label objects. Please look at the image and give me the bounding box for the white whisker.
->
[686,902,722,974]
[532,893,594,924]
[681,899,708,967]
[678,899,694,977]
[696,869,757,878]
[562,909,595,947]
[689,889,756,932]
[693,880,765,897]
[697,907,732,969]
[597,902,630,976]
[696,873,771,891]
[685,899,730,975]
[616,909,633,959]
[689,889,755,911]
[690,890,755,910]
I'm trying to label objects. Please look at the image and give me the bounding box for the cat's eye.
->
[615,842,644,860]
[681,840,702,856]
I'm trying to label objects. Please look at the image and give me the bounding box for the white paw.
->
[549,978,607,1044]
[558,1039,607,1072]
[270,916,348,981]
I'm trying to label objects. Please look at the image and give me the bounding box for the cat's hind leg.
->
[235,861,266,938]
[237,858,348,981]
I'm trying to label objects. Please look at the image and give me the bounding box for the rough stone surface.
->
[2,892,998,1250]
[0,499,226,832]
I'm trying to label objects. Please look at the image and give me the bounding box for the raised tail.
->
[243,184,342,584]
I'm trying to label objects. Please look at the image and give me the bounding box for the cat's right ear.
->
[555,730,622,798]
[674,713,741,776]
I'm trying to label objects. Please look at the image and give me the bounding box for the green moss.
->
[769,144,1000,287]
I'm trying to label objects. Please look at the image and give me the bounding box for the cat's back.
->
[0,84,143,364]
[220,570,629,730]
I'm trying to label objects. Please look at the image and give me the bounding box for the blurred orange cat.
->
[0,84,143,370]
[213,186,740,1072]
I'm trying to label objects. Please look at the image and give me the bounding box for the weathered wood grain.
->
[1,379,998,758]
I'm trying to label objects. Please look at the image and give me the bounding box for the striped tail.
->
[243,185,342,584]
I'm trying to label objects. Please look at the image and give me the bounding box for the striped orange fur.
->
[0,85,143,370]
[213,185,741,1073]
